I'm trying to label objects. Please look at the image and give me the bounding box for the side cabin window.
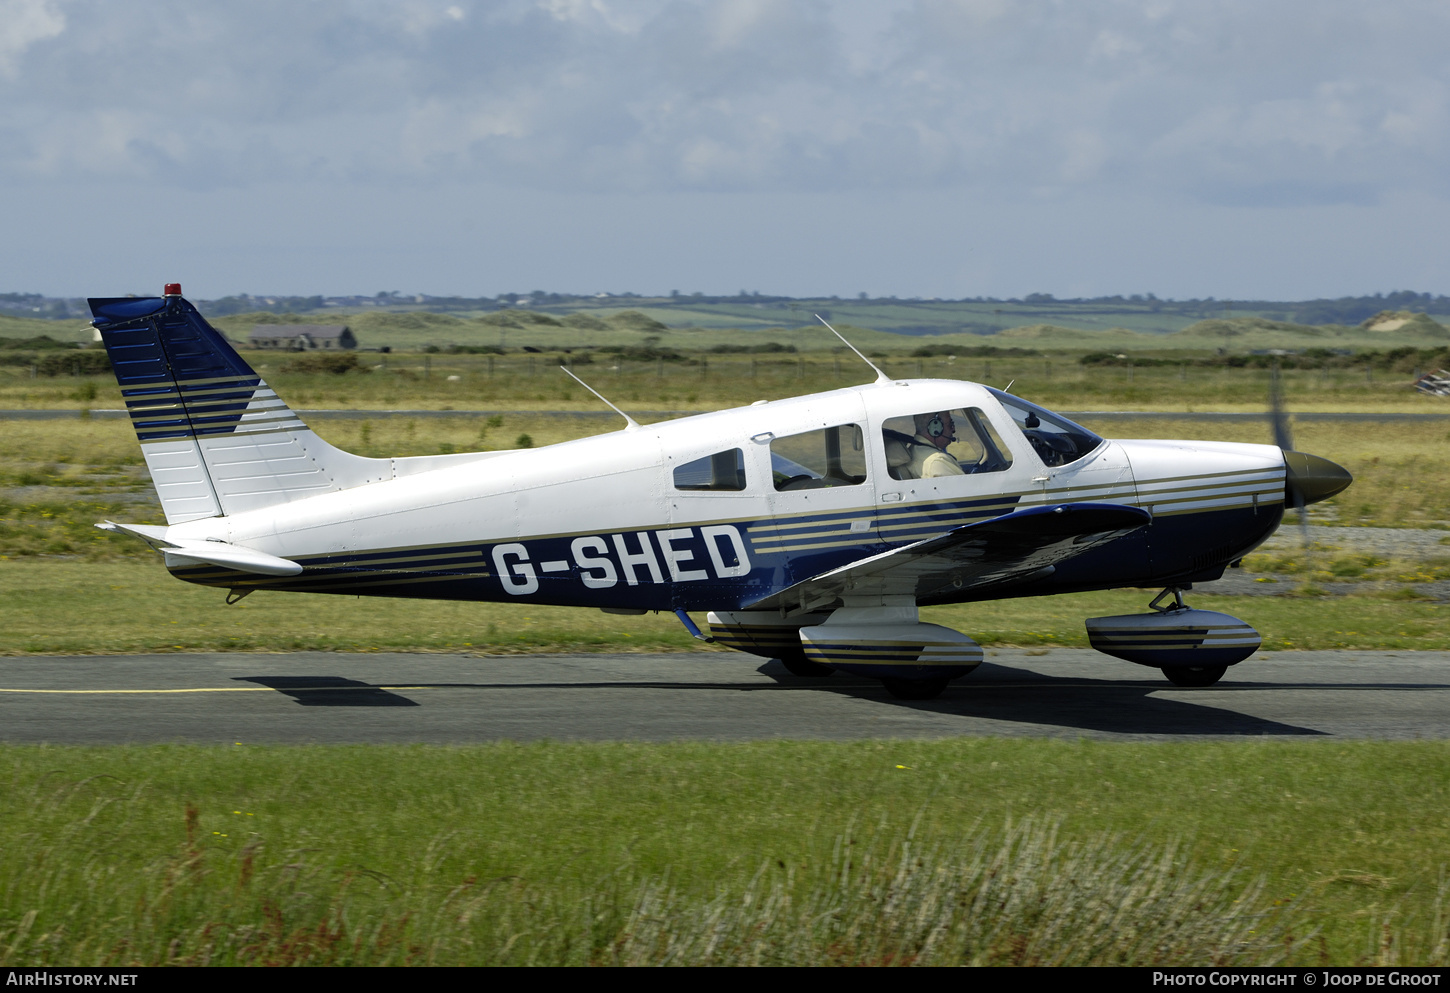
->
[882,408,1013,480]
[987,389,1103,468]
[771,424,867,491]
[673,449,747,491]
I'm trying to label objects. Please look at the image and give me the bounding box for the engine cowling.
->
[1085,608,1260,668]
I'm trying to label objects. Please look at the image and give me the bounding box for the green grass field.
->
[0,741,1444,965]
[3,348,1447,413]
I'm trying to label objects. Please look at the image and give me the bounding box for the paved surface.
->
[0,649,1445,744]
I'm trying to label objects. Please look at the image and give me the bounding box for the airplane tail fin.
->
[89,285,387,524]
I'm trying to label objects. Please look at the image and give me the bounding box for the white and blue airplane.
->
[89,285,1351,699]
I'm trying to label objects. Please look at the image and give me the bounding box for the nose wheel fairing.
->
[1087,587,1260,672]
[1086,608,1260,668]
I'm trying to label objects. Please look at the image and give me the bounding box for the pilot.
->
[903,411,966,478]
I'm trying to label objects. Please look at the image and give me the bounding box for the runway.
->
[0,649,1445,743]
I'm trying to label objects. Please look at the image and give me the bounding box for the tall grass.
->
[0,815,1307,966]
[605,820,1303,967]
[0,742,1446,965]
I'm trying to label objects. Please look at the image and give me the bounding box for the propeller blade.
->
[1269,360,1294,452]
[1268,359,1310,562]
[1294,483,1310,553]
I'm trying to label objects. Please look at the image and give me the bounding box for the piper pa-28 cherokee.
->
[89,285,1352,700]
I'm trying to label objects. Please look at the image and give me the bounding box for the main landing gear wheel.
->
[780,653,835,677]
[882,677,951,700]
[1161,665,1228,688]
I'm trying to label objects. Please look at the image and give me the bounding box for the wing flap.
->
[747,503,1150,614]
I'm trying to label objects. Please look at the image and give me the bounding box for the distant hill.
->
[477,311,561,328]
[43,301,1450,357]
[1169,314,1450,350]
[1172,317,1328,342]
[995,324,1135,344]
[0,314,90,344]
[1360,310,1450,336]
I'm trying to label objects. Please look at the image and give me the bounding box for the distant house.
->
[248,325,356,351]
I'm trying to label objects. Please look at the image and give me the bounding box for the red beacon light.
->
[163,283,182,297]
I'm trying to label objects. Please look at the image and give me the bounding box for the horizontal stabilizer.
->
[747,502,1150,614]
[95,520,170,548]
[97,520,302,576]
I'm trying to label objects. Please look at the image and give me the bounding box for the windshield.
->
[986,388,1103,467]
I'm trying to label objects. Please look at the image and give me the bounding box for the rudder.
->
[90,286,386,524]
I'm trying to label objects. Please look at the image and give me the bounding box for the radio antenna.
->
[815,314,890,384]
[559,365,640,431]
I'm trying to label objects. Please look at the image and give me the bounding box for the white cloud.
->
[2,0,1448,209]
[0,0,64,77]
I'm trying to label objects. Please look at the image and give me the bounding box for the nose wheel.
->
[1161,664,1228,687]
[1142,588,1237,688]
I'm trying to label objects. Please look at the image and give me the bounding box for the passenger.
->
[903,411,966,478]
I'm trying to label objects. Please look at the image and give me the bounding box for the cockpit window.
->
[674,449,747,491]
[770,424,867,491]
[987,389,1103,467]
[882,408,1012,480]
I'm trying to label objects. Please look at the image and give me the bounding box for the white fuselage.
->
[159,379,1286,609]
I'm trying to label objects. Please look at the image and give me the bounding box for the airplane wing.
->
[746,503,1151,614]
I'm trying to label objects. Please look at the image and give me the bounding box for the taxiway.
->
[0,649,1444,743]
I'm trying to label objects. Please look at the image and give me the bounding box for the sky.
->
[3,0,1448,301]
